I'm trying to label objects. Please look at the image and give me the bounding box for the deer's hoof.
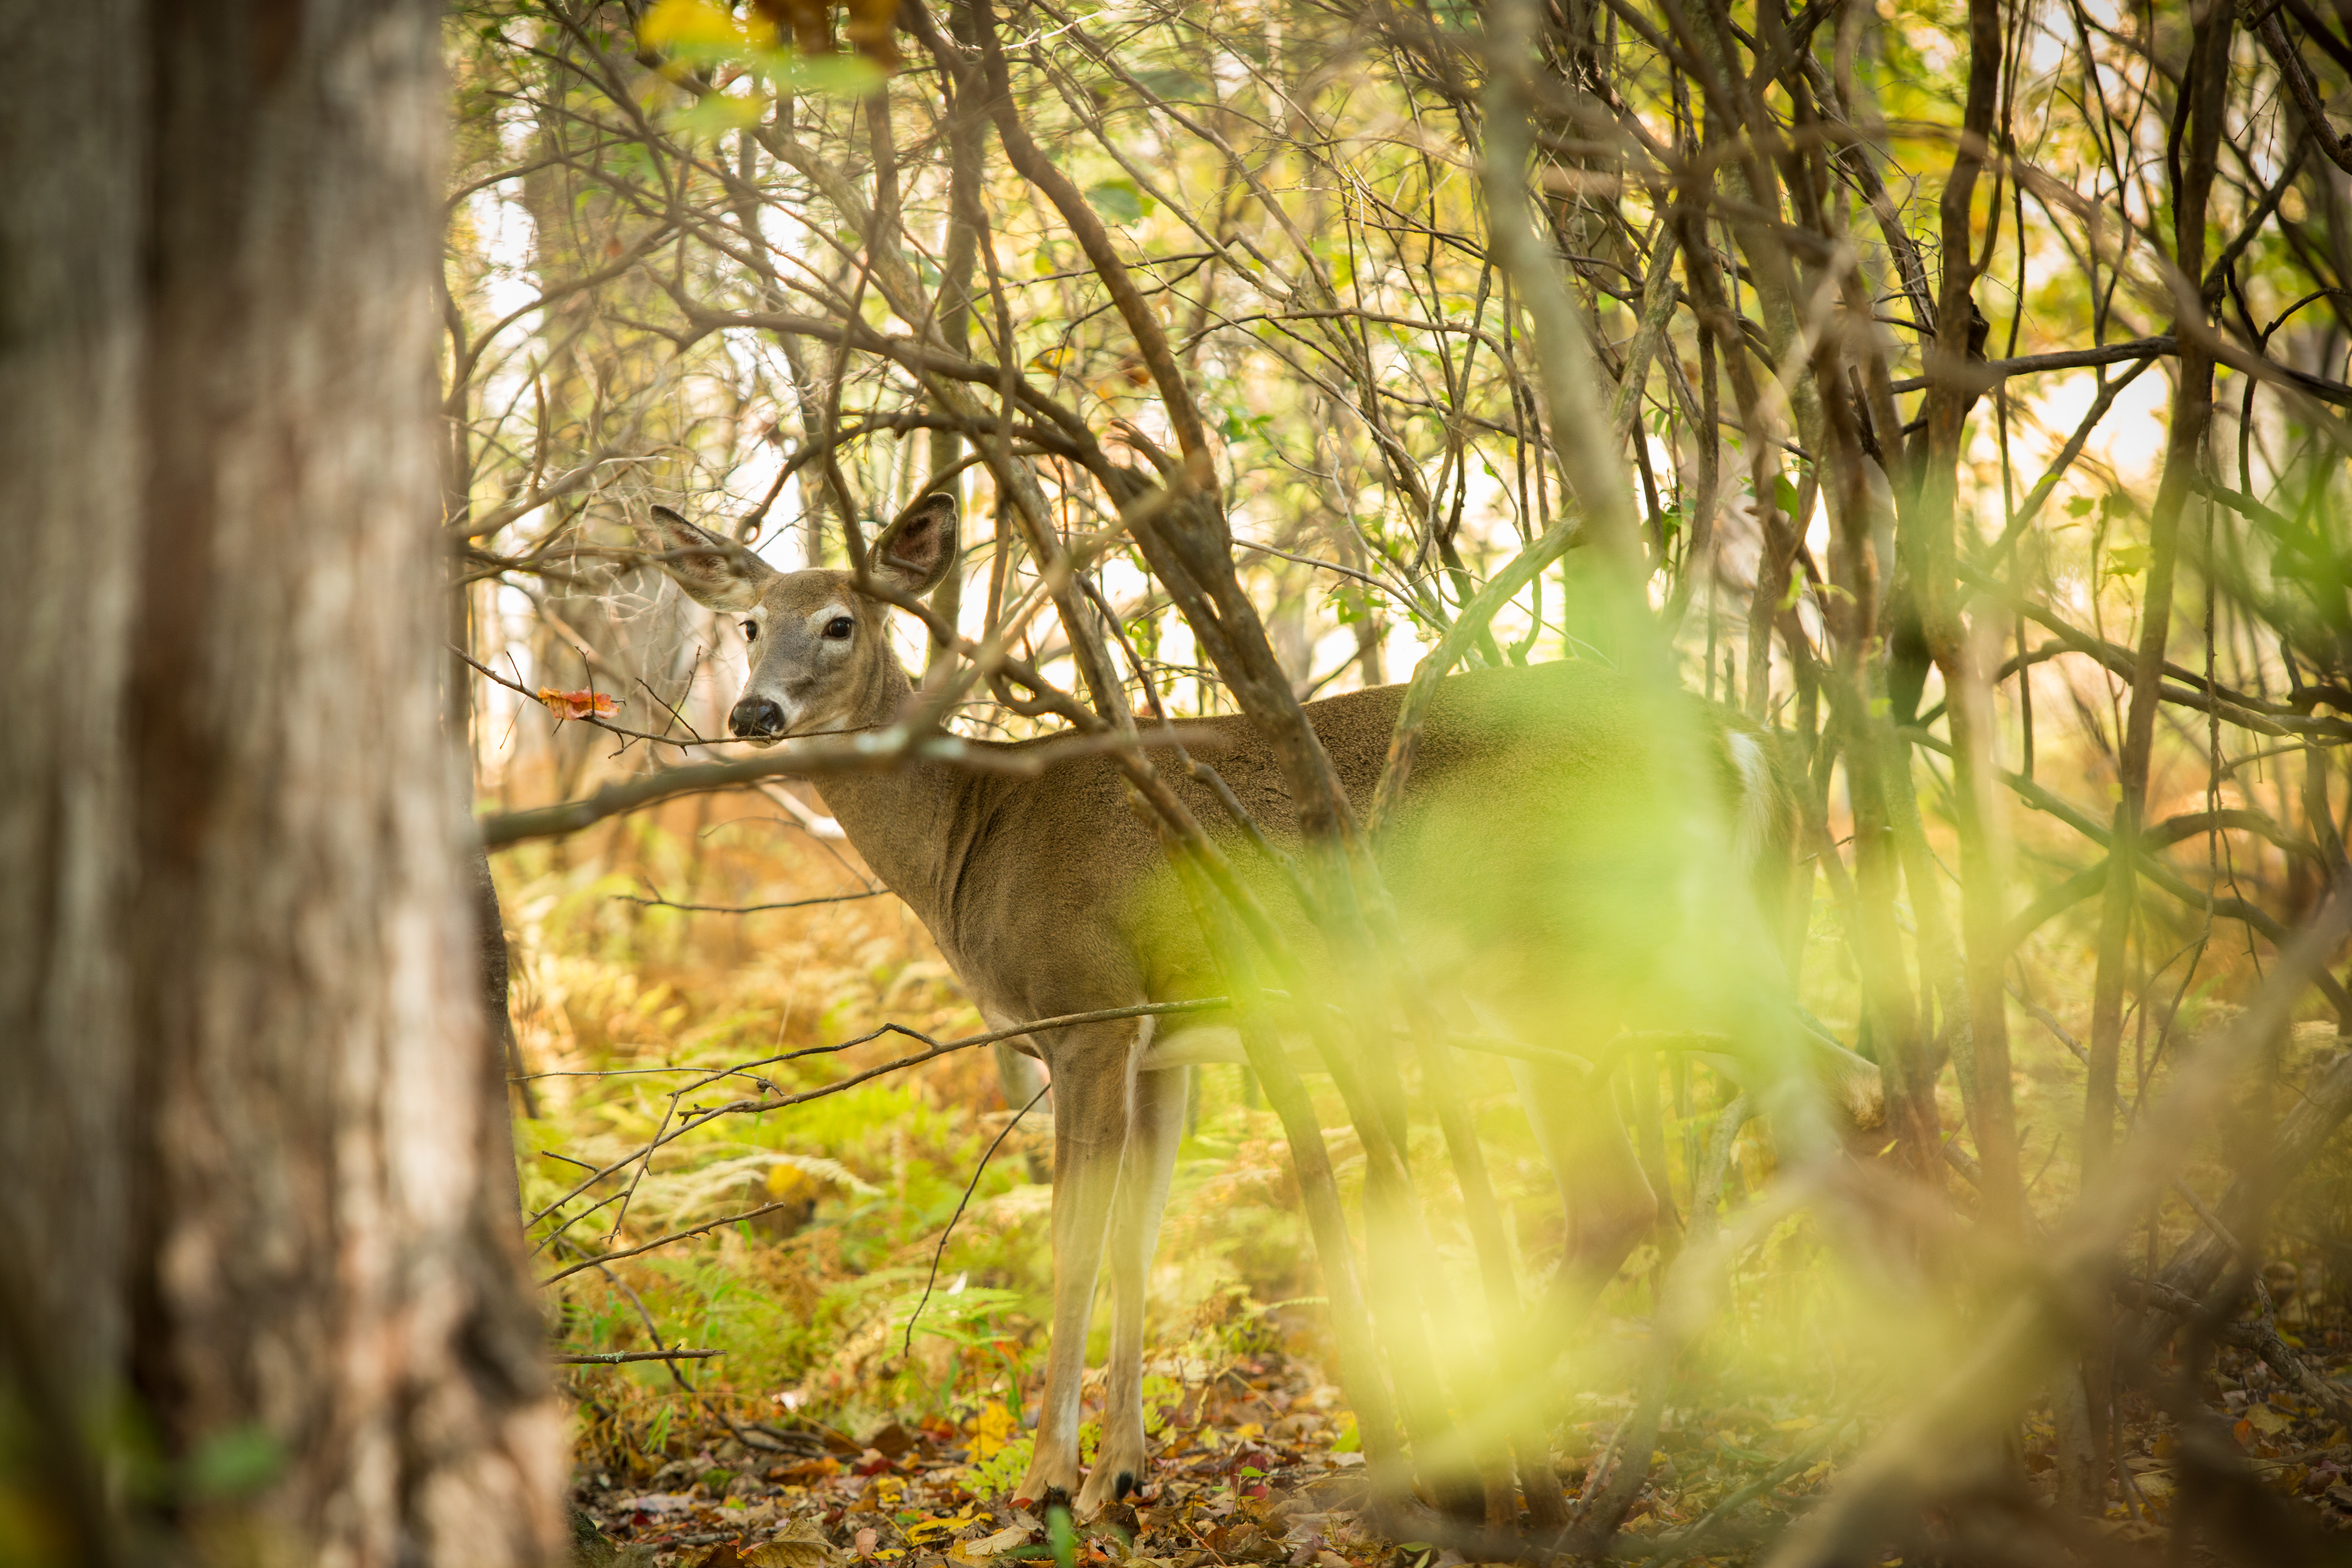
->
[1074,1462,1143,1517]
[1012,1449,1079,1515]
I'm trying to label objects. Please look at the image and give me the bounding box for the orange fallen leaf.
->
[537,687,617,720]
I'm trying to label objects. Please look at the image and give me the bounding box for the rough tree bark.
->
[0,1,565,1560]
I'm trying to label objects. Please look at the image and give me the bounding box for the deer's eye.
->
[741,620,758,643]
[824,616,854,640]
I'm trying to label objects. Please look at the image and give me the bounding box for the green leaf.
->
[673,91,768,140]
[187,1425,283,1500]
[777,51,888,98]
[1773,474,1802,518]
[1131,67,1201,99]
[2064,494,2096,518]
[2107,542,2150,577]
[1085,178,1149,224]
[1218,409,1274,444]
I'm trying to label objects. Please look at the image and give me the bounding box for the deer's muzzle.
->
[731,696,786,739]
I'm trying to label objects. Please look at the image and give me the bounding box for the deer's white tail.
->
[1725,729,1776,871]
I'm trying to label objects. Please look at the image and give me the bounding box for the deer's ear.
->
[637,505,775,612]
[872,492,959,597]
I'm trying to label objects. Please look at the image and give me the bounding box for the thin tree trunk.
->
[2076,1,2235,1510]
[924,2,987,668]
[0,1,565,1557]
[2085,1,2232,1202]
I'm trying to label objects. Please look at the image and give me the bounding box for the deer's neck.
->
[810,655,973,945]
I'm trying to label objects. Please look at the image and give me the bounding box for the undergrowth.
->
[502,789,1352,1480]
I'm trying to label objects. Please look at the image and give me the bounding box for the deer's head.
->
[637,493,958,743]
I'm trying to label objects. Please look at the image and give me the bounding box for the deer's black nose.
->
[731,697,785,738]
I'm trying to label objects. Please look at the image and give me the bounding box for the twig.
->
[902,1081,1052,1357]
[1885,335,2174,394]
[541,1200,799,1286]
[614,889,890,914]
[2168,1177,2252,1265]
[477,723,1222,848]
[1633,1423,1851,1568]
[451,643,720,753]
[2121,1277,2352,1427]
[2009,982,2088,1062]
[595,1263,702,1394]
[525,999,1225,1232]
[552,1348,724,1365]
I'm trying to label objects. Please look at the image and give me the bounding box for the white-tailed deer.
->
[638,494,1875,1515]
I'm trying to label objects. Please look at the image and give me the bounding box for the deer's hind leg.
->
[1077,1061,1187,1515]
[1512,1056,1657,1312]
[991,1038,1049,1109]
[1013,1025,1138,1510]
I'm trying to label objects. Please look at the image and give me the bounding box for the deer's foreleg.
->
[1077,1062,1187,1515]
[1014,1031,1136,1510]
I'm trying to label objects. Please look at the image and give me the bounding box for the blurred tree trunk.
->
[0,0,564,1560]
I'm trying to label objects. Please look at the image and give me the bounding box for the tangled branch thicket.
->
[450,0,2352,1557]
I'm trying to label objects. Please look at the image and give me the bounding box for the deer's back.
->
[934,660,1764,1026]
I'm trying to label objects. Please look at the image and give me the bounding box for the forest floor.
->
[564,1323,2352,1567]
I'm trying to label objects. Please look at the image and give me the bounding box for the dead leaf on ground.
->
[748,1523,839,1568]
[954,1523,1031,1561]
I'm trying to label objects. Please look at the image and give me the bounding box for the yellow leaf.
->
[971,1401,1019,1461]
[907,1515,973,1545]
[643,0,771,50]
